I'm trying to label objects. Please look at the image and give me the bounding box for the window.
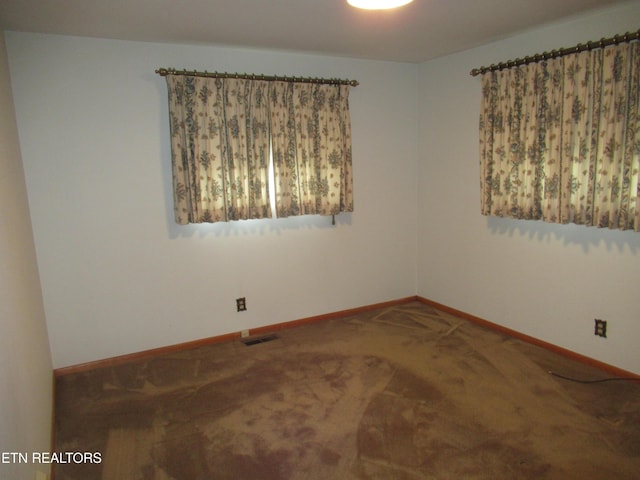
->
[478,40,640,231]
[164,75,354,224]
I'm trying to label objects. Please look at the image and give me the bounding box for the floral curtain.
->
[166,76,272,224]
[479,41,640,231]
[269,82,354,217]
[166,76,354,224]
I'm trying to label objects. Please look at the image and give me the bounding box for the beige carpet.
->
[54,302,640,479]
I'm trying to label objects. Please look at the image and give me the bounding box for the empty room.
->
[1,1,639,479]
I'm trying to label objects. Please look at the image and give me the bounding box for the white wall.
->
[0,32,53,479]
[6,33,419,368]
[417,1,640,374]
[8,3,638,375]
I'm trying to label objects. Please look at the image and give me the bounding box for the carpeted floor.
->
[53,301,640,479]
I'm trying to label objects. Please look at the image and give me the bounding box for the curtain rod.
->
[155,67,359,87]
[470,29,640,77]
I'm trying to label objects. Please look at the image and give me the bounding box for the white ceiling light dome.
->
[347,0,414,10]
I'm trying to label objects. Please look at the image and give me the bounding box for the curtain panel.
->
[269,82,354,217]
[165,76,353,224]
[479,41,640,231]
[166,76,271,223]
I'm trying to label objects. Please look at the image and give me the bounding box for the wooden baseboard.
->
[54,331,240,377]
[415,296,640,381]
[55,295,638,381]
[54,296,417,377]
[249,296,417,335]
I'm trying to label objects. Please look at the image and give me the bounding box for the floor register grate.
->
[241,334,279,347]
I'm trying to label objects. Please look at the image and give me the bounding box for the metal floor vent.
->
[242,334,279,347]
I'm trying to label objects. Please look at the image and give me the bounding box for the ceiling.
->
[0,0,631,63]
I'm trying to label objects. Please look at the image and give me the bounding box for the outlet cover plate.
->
[594,319,607,338]
[236,297,247,312]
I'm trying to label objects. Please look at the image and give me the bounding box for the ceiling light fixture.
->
[347,0,414,10]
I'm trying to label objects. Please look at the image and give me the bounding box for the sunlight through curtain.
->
[166,76,272,224]
[269,82,354,218]
[165,76,353,224]
[479,41,640,231]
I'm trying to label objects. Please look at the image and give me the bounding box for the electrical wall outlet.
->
[241,329,250,338]
[236,297,247,312]
[594,319,607,338]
